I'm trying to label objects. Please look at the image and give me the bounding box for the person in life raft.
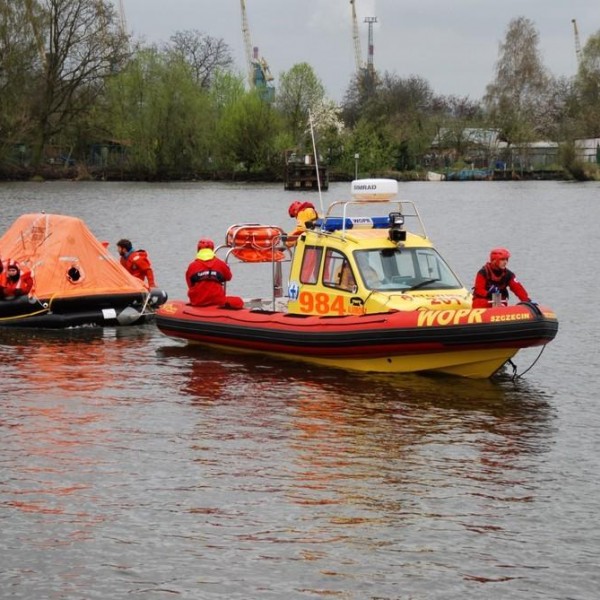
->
[471,247,532,308]
[186,238,244,309]
[286,200,318,247]
[0,259,34,300]
[116,238,157,289]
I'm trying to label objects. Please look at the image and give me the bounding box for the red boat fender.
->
[226,224,286,263]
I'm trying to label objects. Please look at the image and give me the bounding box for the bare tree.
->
[168,30,233,89]
[29,0,130,165]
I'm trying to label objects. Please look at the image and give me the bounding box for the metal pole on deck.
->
[308,110,324,215]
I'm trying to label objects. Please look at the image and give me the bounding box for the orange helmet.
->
[288,201,302,218]
[490,248,510,262]
[197,238,215,251]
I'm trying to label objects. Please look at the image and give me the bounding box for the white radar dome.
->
[351,179,398,201]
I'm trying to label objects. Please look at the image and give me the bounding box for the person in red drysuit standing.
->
[0,259,34,300]
[116,239,156,288]
[186,239,244,309]
[472,247,531,308]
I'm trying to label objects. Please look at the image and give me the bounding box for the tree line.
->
[1,1,599,181]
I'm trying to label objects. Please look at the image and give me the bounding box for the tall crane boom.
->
[239,0,274,99]
[240,0,254,88]
[572,18,582,65]
[350,0,363,72]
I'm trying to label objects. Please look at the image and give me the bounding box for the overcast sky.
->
[119,0,597,102]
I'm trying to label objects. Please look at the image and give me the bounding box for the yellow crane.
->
[350,0,364,73]
[572,18,582,65]
[239,0,274,98]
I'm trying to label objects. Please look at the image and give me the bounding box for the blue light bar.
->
[315,216,391,232]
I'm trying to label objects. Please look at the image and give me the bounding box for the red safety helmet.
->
[288,201,303,218]
[490,247,511,262]
[197,238,215,251]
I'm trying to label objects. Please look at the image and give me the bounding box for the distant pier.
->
[284,151,328,191]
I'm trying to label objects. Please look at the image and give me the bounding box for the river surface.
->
[0,180,598,599]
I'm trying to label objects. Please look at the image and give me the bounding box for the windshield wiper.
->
[406,278,440,291]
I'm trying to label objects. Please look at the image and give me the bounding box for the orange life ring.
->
[226,224,286,263]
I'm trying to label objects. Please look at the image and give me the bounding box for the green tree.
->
[276,63,325,148]
[217,91,281,173]
[574,30,600,136]
[0,0,39,162]
[340,117,396,176]
[103,46,214,177]
[209,70,246,115]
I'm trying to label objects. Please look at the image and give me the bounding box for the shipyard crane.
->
[350,0,364,73]
[572,18,582,66]
[239,0,274,100]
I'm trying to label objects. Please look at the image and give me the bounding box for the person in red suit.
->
[286,200,318,247]
[472,247,531,308]
[186,239,244,309]
[0,259,34,300]
[116,238,156,288]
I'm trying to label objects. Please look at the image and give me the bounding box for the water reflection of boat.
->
[156,179,558,379]
[0,213,167,328]
[159,343,555,488]
[159,343,555,418]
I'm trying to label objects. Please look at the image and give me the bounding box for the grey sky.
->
[120,0,597,102]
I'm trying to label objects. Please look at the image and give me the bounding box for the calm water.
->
[0,180,599,599]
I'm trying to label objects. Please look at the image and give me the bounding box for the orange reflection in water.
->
[0,328,150,530]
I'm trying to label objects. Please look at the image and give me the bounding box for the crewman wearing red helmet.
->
[186,238,243,309]
[472,247,531,308]
[0,259,34,300]
[286,200,318,247]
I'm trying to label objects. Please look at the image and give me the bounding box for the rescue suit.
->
[120,249,156,288]
[287,201,318,247]
[472,263,530,308]
[186,248,243,309]
[0,260,34,300]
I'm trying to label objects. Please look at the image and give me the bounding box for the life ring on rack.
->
[226,224,286,263]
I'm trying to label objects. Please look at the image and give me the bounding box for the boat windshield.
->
[354,247,464,291]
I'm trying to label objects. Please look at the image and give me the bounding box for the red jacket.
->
[186,254,233,307]
[120,249,156,287]
[0,262,34,300]
[472,263,530,308]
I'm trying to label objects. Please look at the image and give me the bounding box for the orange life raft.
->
[226,224,286,263]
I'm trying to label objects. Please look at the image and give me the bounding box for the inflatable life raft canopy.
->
[351,178,398,202]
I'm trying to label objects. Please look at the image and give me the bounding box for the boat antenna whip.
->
[308,110,325,215]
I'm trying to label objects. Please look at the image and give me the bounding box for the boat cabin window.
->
[323,249,357,293]
[299,246,322,284]
[354,248,463,291]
